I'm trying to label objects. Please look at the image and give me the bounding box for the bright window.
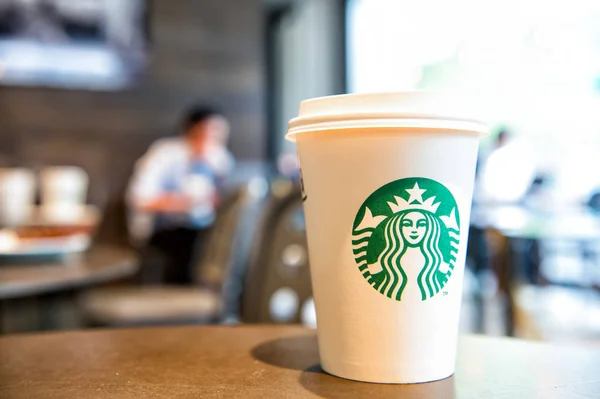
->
[347,0,600,195]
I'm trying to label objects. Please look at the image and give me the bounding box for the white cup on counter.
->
[0,168,36,226]
[40,166,89,224]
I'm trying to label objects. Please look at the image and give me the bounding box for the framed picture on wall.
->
[0,0,149,90]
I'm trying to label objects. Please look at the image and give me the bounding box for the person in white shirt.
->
[127,106,234,284]
[474,129,536,204]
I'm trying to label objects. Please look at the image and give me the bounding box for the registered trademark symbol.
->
[443,291,448,296]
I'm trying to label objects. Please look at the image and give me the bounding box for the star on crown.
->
[387,182,440,214]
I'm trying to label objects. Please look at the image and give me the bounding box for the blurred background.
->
[0,0,599,348]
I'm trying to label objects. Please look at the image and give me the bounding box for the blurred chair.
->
[464,225,492,333]
[80,180,267,327]
[194,187,247,289]
[485,228,515,335]
[241,182,315,326]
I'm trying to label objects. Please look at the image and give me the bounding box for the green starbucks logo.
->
[352,177,460,302]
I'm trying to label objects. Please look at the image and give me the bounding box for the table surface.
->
[471,204,600,240]
[0,245,139,300]
[1,325,599,398]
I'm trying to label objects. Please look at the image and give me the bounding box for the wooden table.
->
[470,204,600,240]
[1,325,598,398]
[470,205,600,335]
[0,245,138,300]
[0,245,139,333]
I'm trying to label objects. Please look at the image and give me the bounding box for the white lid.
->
[286,91,489,140]
[40,166,89,185]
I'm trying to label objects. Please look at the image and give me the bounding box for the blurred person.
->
[127,105,234,284]
[471,128,540,293]
[589,190,600,213]
[474,128,536,204]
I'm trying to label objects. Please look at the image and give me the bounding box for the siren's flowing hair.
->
[376,213,407,301]
[377,210,446,301]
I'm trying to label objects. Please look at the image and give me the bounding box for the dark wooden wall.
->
[0,0,265,244]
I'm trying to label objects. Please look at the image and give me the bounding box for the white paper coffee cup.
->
[287,92,488,384]
[40,166,89,224]
[0,168,36,226]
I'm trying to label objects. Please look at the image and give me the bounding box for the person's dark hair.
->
[494,127,511,148]
[181,105,222,134]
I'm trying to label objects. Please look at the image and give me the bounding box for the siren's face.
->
[401,211,427,246]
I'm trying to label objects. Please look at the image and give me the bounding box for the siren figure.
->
[352,181,460,301]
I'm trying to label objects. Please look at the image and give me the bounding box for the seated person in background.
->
[127,106,234,284]
[474,128,536,205]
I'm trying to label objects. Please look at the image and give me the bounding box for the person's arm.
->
[127,140,191,213]
[205,146,235,190]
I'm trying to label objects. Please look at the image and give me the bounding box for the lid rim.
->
[287,91,489,140]
[286,118,489,142]
[289,112,486,128]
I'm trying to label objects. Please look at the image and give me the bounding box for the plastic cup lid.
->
[286,91,489,140]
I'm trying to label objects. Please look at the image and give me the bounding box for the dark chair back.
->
[242,184,313,323]
[134,186,249,285]
[194,187,247,289]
